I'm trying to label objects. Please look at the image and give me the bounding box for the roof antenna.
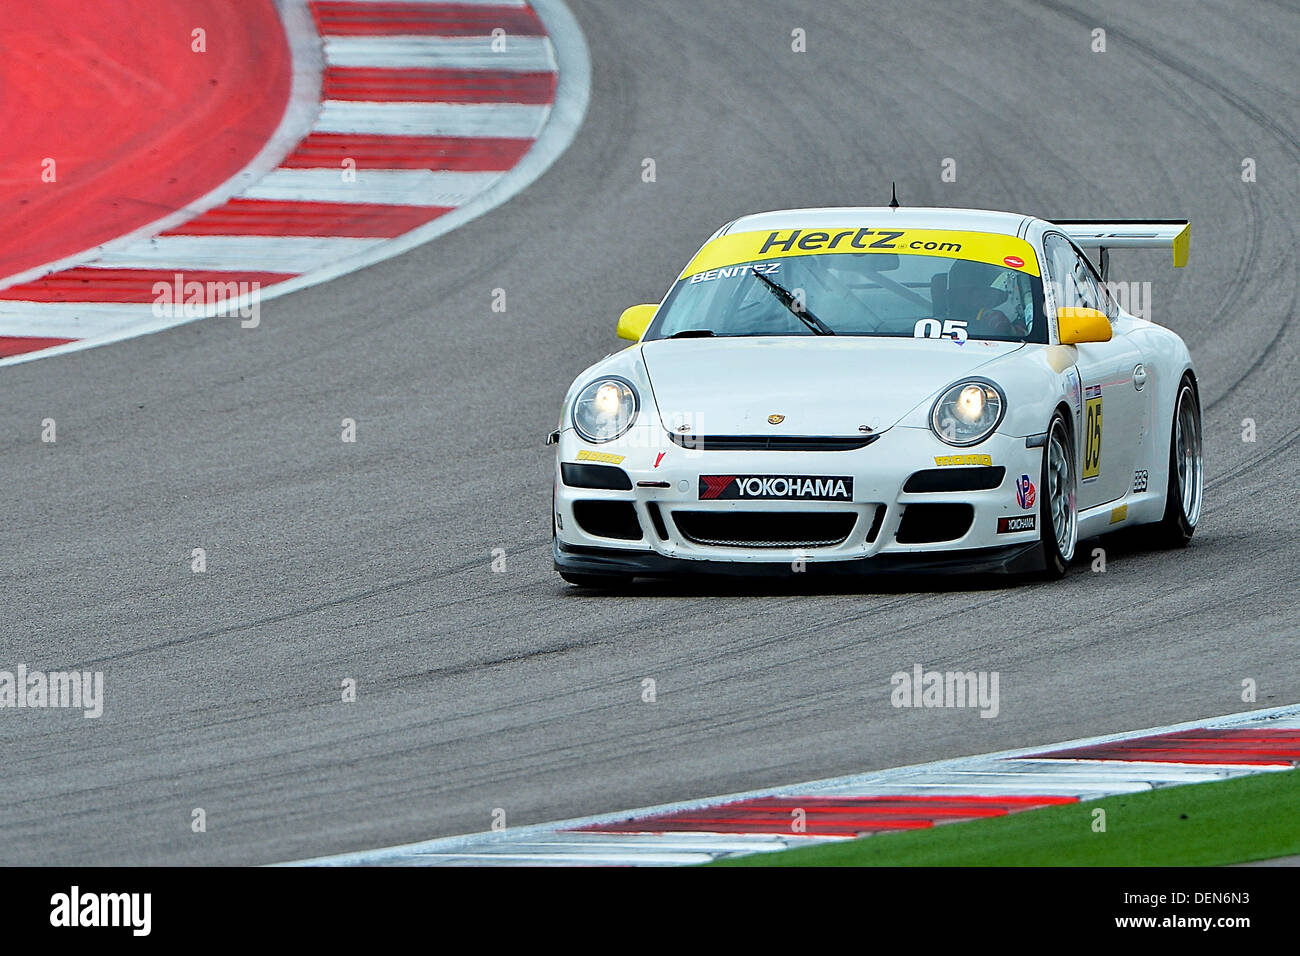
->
[888,181,900,209]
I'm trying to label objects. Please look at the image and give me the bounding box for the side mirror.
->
[1057,306,1112,345]
[616,304,657,342]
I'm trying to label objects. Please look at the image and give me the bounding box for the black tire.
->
[558,570,629,589]
[1151,376,1202,548]
[1037,411,1078,579]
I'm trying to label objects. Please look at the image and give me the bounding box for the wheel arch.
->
[1053,400,1075,436]
[1143,363,1198,509]
[1051,399,1078,472]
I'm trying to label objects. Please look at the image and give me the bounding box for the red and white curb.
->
[0,0,589,365]
[289,703,1300,865]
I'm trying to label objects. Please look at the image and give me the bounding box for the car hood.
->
[639,336,1023,436]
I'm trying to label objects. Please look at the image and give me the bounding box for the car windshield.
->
[645,250,1048,344]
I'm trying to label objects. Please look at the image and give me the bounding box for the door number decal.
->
[1082,385,1102,482]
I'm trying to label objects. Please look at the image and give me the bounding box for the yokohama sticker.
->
[997,514,1036,534]
[699,475,853,500]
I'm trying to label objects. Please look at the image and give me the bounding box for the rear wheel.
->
[1151,377,1202,547]
[1038,411,1077,578]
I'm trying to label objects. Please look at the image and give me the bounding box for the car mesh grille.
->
[672,511,857,548]
[668,434,879,451]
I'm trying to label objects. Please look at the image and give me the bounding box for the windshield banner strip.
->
[678,228,1041,279]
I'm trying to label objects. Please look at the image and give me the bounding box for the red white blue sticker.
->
[1065,367,1081,414]
[1016,474,1036,510]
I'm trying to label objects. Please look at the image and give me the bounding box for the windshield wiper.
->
[668,329,715,338]
[749,267,834,335]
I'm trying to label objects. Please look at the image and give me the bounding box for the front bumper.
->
[553,424,1047,578]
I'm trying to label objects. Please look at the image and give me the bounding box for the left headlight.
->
[572,377,639,443]
[930,379,1005,446]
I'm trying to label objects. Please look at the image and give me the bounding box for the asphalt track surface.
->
[2,0,1298,865]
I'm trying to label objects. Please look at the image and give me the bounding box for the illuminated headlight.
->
[572,377,639,443]
[930,380,1005,446]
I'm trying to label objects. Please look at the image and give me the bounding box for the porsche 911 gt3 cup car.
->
[550,206,1201,586]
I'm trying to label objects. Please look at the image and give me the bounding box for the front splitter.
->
[554,538,1044,579]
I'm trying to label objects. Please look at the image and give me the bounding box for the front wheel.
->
[1038,411,1078,578]
[1151,376,1202,547]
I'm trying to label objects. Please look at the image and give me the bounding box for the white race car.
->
[550,206,1201,586]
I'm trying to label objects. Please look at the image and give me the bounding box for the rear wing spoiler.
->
[1051,219,1189,280]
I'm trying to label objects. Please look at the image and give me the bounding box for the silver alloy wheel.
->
[1174,384,1203,527]
[1047,418,1077,561]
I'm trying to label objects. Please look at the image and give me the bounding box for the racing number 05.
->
[1083,394,1102,480]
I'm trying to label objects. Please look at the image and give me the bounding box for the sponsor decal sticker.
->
[1133,469,1148,492]
[934,454,993,467]
[678,229,1041,280]
[997,514,1036,534]
[699,474,853,501]
[1065,367,1081,414]
[1015,474,1036,510]
[576,450,625,465]
[688,261,781,284]
[1110,504,1128,524]
[1083,384,1102,481]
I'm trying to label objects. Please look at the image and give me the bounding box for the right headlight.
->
[930,379,1005,446]
[572,377,639,443]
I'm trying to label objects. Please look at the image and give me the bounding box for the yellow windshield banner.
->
[678,228,1041,279]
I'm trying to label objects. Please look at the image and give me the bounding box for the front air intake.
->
[895,504,974,544]
[573,501,643,540]
[903,467,1006,493]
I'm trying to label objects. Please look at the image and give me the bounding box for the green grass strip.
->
[711,767,1300,866]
